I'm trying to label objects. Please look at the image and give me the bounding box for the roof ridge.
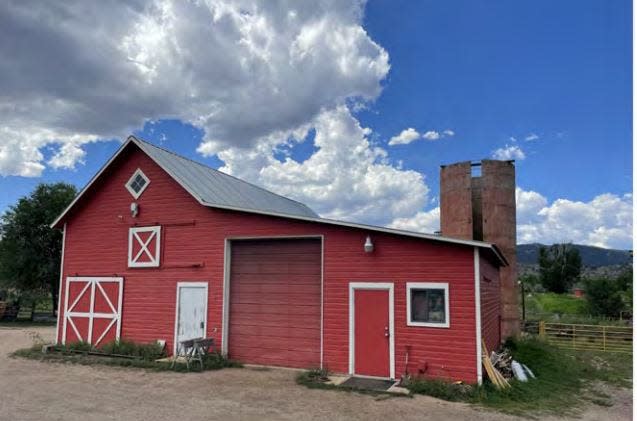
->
[131,136,317,214]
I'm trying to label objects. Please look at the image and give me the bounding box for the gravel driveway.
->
[0,326,631,421]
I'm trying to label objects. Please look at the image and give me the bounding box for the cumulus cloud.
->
[516,188,632,249]
[389,207,440,233]
[492,144,525,161]
[388,127,454,146]
[0,0,389,176]
[215,106,430,225]
[525,133,539,141]
[422,130,441,141]
[387,188,632,249]
[388,128,421,146]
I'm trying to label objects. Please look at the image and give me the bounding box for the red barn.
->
[52,136,507,384]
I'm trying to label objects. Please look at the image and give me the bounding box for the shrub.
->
[63,341,92,352]
[584,277,626,318]
[407,378,477,401]
[99,339,165,360]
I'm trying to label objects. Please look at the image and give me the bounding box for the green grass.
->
[527,293,588,316]
[12,344,241,373]
[406,337,632,416]
[524,292,628,325]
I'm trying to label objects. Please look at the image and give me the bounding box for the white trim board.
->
[55,223,66,345]
[173,281,209,356]
[221,235,325,370]
[474,247,483,385]
[348,282,395,380]
[405,282,450,328]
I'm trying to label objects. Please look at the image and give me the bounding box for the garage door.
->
[228,238,321,368]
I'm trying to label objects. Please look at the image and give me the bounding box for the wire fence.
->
[538,321,632,353]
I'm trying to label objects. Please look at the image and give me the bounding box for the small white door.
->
[175,283,207,355]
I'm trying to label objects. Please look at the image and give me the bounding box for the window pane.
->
[411,289,446,323]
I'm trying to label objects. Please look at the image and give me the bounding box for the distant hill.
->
[517,243,631,267]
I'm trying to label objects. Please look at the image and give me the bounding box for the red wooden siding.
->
[480,253,502,353]
[228,239,321,368]
[57,143,484,383]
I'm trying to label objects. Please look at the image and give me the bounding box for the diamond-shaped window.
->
[125,169,150,199]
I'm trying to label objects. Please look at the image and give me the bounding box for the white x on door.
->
[62,277,123,346]
[128,226,161,267]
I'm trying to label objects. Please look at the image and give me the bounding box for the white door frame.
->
[349,282,395,380]
[61,276,124,345]
[173,282,209,356]
[221,235,324,367]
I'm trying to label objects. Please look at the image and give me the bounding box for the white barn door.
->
[174,282,208,355]
[62,277,123,346]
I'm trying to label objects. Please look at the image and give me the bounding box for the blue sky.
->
[0,0,632,248]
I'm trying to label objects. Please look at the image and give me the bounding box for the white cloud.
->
[389,207,440,233]
[388,127,454,146]
[422,130,441,141]
[216,106,430,225]
[492,144,525,161]
[0,0,389,176]
[386,187,632,250]
[525,133,539,141]
[516,188,632,249]
[388,128,421,146]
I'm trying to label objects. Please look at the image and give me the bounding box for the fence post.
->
[539,320,545,338]
[603,326,606,351]
[572,324,575,349]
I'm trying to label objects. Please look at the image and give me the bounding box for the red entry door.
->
[354,289,390,377]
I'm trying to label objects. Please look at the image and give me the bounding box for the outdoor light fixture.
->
[130,202,139,218]
[364,235,374,253]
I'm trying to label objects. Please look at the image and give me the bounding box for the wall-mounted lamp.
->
[364,235,374,253]
[130,202,139,218]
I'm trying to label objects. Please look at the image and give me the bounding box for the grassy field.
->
[407,337,632,416]
[524,292,627,325]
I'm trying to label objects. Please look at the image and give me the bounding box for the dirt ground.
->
[0,326,632,421]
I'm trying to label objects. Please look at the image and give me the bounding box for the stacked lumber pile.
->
[482,339,536,388]
[481,340,510,389]
[490,348,513,379]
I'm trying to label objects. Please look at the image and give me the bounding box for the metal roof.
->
[51,135,507,266]
[134,137,318,218]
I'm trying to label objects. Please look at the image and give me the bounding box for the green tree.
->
[538,243,582,293]
[0,183,77,316]
[583,277,625,318]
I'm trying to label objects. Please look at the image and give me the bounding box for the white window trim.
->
[125,168,150,199]
[406,282,450,328]
[128,226,161,268]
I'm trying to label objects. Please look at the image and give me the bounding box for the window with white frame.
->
[406,282,450,328]
[128,226,161,267]
[125,168,150,199]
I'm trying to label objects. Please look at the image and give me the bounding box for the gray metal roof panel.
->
[133,137,319,218]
